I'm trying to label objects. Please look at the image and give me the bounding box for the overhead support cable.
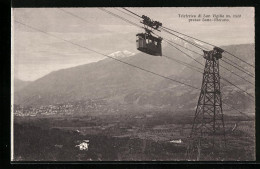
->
[15,19,252,121]
[99,9,255,101]
[99,8,143,29]
[114,8,141,20]
[162,38,204,67]
[163,55,203,74]
[161,26,255,68]
[162,37,254,85]
[161,27,209,51]
[162,40,255,101]
[121,7,255,68]
[121,7,142,18]
[15,20,199,91]
[223,56,254,74]
[120,7,210,51]
[58,8,90,23]
[221,59,255,78]
[58,8,255,117]
[221,77,254,100]
[222,103,253,120]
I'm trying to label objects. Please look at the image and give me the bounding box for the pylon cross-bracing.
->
[186,47,227,161]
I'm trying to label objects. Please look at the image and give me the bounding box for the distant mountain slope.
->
[14,79,31,92]
[14,43,255,115]
[124,44,254,114]
[14,45,188,106]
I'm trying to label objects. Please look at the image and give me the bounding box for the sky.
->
[12,7,254,81]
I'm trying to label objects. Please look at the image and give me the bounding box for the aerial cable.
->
[222,103,253,120]
[163,55,204,74]
[58,8,90,23]
[224,51,255,68]
[62,9,255,101]
[221,77,254,100]
[121,7,142,18]
[164,54,254,99]
[164,38,204,56]
[164,39,254,85]
[114,8,141,20]
[15,20,252,121]
[121,7,255,68]
[162,38,204,67]
[162,34,254,81]
[221,59,255,78]
[223,55,254,73]
[163,39,255,99]
[162,26,214,48]
[161,27,209,51]
[220,64,254,85]
[116,8,255,120]
[162,26,255,68]
[15,20,199,91]
[120,7,209,51]
[161,38,254,85]
[71,7,253,86]
[99,8,143,29]
[163,40,255,100]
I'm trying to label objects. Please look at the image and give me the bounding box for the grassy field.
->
[13,111,255,161]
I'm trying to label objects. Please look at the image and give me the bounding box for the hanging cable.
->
[164,54,255,101]
[161,27,209,51]
[121,7,255,68]
[162,26,255,68]
[164,26,255,75]
[58,8,90,23]
[163,39,255,101]
[114,8,141,20]
[222,103,253,120]
[163,38,204,67]
[105,8,256,120]
[164,37,254,85]
[15,18,252,121]
[221,59,255,78]
[120,7,210,51]
[163,55,203,74]
[61,8,254,87]
[162,38,254,85]
[220,65,254,85]
[57,8,255,118]
[225,51,255,69]
[100,9,255,101]
[223,55,254,74]
[163,39,255,100]
[15,20,200,90]
[162,26,213,48]
[99,8,143,29]
[221,77,254,100]
[164,38,204,56]
[121,7,142,18]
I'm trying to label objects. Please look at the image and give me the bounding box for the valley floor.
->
[13,111,255,161]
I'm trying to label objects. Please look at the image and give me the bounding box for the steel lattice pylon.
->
[186,47,226,161]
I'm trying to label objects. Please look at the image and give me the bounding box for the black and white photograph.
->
[11,7,255,161]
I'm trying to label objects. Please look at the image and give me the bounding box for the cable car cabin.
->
[136,33,162,56]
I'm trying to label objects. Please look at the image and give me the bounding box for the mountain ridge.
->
[14,43,255,115]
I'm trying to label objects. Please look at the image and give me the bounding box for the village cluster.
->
[13,99,107,117]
